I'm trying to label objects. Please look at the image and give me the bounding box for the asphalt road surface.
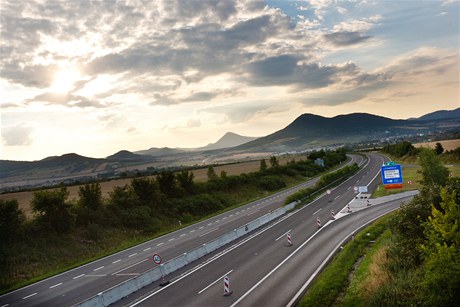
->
[0,155,363,307]
[115,152,403,307]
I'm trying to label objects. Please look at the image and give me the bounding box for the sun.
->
[50,68,81,93]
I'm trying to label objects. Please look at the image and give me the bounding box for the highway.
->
[0,155,363,307]
[115,152,402,307]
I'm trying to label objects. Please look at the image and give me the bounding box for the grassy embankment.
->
[298,214,394,307]
[299,154,460,306]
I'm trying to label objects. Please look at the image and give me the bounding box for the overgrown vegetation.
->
[300,146,460,306]
[0,149,348,292]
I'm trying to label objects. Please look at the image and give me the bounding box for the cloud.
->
[323,31,371,46]
[25,92,105,108]
[2,123,34,146]
[382,47,459,78]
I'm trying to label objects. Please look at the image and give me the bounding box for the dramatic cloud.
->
[1,0,458,160]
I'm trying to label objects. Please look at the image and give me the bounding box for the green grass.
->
[372,164,460,198]
[339,230,392,306]
[298,214,394,307]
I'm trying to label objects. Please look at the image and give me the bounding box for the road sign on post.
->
[153,253,162,265]
[381,163,403,189]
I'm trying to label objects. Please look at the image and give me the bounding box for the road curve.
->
[115,153,403,307]
[0,155,362,307]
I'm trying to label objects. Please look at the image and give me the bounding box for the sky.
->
[1,0,459,161]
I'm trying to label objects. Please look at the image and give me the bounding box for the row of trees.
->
[370,148,459,305]
[0,150,348,290]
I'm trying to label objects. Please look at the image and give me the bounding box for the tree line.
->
[0,149,347,291]
[368,148,459,305]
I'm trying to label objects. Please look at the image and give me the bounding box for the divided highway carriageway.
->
[1,154,365,307]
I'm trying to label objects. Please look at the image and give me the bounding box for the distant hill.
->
[1,109,459,190]
[199,132,258,151]
[134,147,187,157]
[232,112,454,152]
[415,107,460,121]
[0,153,106,179]
[107,150,154,162]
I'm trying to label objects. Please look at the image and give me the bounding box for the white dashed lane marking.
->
[49,283,62,289]
[73,274,85,279]
[112,259,121,264]
[22,293,37,300]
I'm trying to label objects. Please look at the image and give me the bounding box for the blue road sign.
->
[381,164,403,185]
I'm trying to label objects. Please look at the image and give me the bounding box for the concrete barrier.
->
[74,201,298,307]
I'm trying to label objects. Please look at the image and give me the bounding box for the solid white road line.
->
[199,228,219,237]
[230,226,325,307]
[275,229,292,242]
[73,274,85,279]
[49,282,62,289]
[312,208,322,215]
[198,269,234,294]
[22,293,37,299]
[112,259,148,275]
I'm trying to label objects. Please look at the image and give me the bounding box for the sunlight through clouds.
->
[1,0,458,160]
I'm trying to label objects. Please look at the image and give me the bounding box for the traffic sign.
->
[153,253,162,265]
[381,164,403,185]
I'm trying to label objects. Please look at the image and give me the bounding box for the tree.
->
[269,156,279,167]
[434,142,444,155]
[31,188,74,232]
[420,186,460,305]
[207,166,218,181]
[0,199,25,243]
[418,148,449,189]
[78,183,102,210]
[131,177,160,205]
[260,159,268,172]
[157,171,177,197]
[176,170,195,194]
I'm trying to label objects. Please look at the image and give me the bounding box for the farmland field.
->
[0,154,308,218]
[413,138,460,151]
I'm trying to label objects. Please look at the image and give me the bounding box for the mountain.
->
[232,112,457,152]
[199,132,258,151]
[415,107,460,121]
[0,153,106,180]
[107,150,154,162]
[134,147,187,157]
[1,109,459,191]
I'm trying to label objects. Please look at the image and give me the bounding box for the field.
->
[413,138,460,151]
[0,154,308,218]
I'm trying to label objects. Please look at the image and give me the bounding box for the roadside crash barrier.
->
[74,201,298,307]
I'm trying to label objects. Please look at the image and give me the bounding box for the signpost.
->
[381,162,403,189]
[153,253,162,265]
